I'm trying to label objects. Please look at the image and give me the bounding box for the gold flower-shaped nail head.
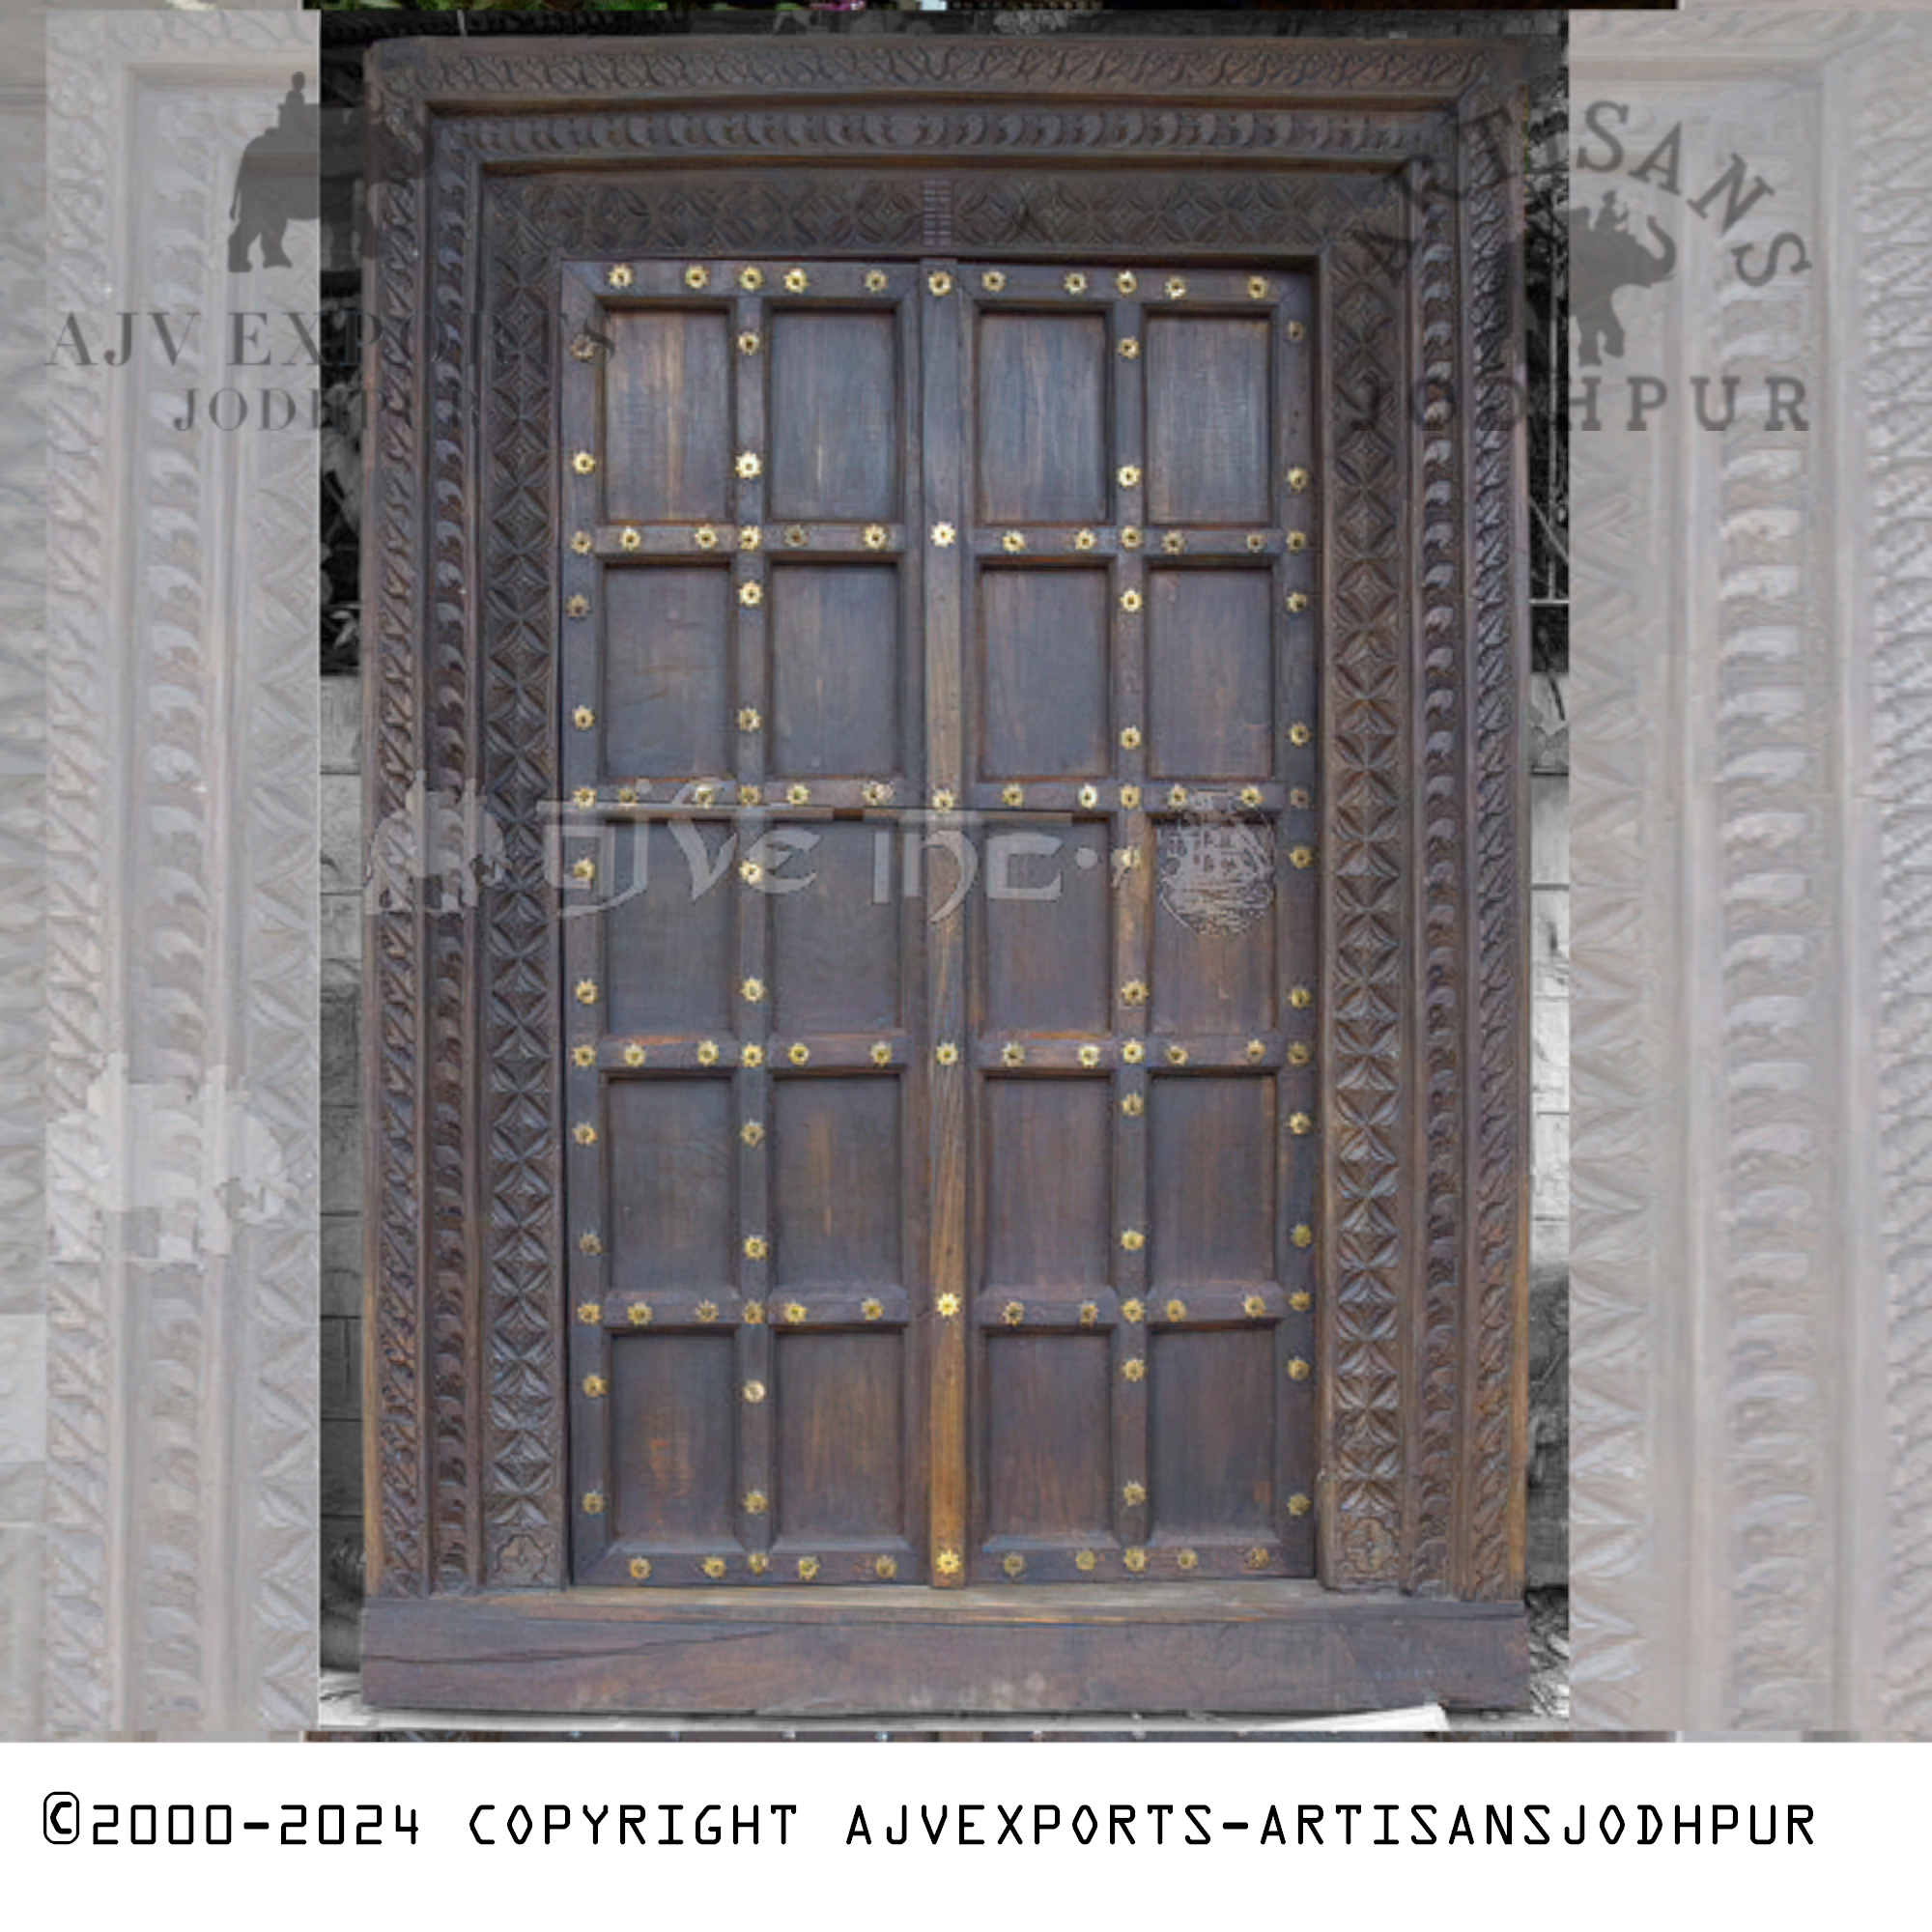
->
[870,1040,892,1066]
[1122,1093,1144,1118]
[1121,980,1149,1007]
[1076,1548,1098,1572]
[572,1042,595,1067]
[936,1042,959,1066]
[630,1556,652,1581]
[1288,1493,1313,1517]
[1118,464,1142,489]
[1075,528,1097,552]
[702,1555,726,1580]
[1079,1300,1099,1326]
[579,1234,603,1257]
[629,1299,652,1326]
[936,1292,961,1319]
[1122,1040,1146,1065]
[1121,589,1144,613]
[1121,1228,1146,1253]
[684,264,709,290]
[1246,531,1266,554]
[862,1296,883,1322]
[1121,526,1143,551]
[1004,1552,1026,1577]
[1120,725,1142,751]
[565,594,589,619]
[1003,529,1026,554]
[1124,1548,1149,1574]
[1288,1041,1312,1067]
[572,704,596,730]
[1287,1357,1311,1382]
[784,525,808,549]
[1078,783,1099,810]
[1290,1111,1314,1135]
[1241,785,1264,810]
[927,270,953,298]
[742,1379,766,1404]
[743,1298,765,1322]
[570,335,598,363]
[1177,1548,1199,1572]
[1124,1481,1147,1507]
[742,1044,764,1068]
[866,270,889,294]
[863,780,892,807]
[576,1300,601,1324]
[864,524,888,551]
[874,1553,896,1578]
[1291,844,1315,870]
[696,1300,720,1324]
[1293,1224,1315,1250]
[608,265,634,290]
[573,786,596,810]
[930,787,955,812]
[1289,467,1311,493]
[1248,275,1269,300]
[1162,531,1185,555]
[1064,271,1089,296]
[784,268,810,293]
[618,785,639,806]
[1003,782,1025,808]
[1246,1038,1266,1062]
[1078,1044,1100,1068]
[697,1040,720,1065]
[571,451,597,475]
[1166,1045,1188,1066]
[1120,336,1140,360]
[787,782,810,807]
[1165,1297,1187,1323]
[738,705,761,732]
[937,1549,963,1577]
[1288,319,1307,342]
[1168,784,1189,810]
[620,526,641,552]
[930,522,956,548]
[981,270,1006,293]
[739,582,763,609]
[739,266,764,291]
[1290,983,1314,1009]
[618,1043,642,1069]
[737,784,759,809]
[1165,276,1187,300]
[1122,1298,1145,1323]
[741,1122,764,1148]
[695,525,719,551]
[744,1489,768,1516]
[1121,784,1142,810]
[1288,530,1309,553]
[742,977,766,1004]
[737,330,761,357]
[574,978,599,1006]
[745,1235,768,1261]
[748,1551,770,1576]
[1003,1299,1025,1326]
[735,450,762,479]
[583,1491,606,1515]
[570,530,593,555]
[1246,1546,1270,1572]
[1245,1293,1267,1320]
[1287,592,1310,615]
[1116,270,1138,295]
[788,1042,810,1066]
[1002,1041,1025,1068]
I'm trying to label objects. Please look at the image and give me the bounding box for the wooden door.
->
[560,255,1318,1594]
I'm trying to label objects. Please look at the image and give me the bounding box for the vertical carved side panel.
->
[43,11,318,1733]
[1573,10,1932,1730]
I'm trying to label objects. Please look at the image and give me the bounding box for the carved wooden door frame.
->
[361,33,1532,1715]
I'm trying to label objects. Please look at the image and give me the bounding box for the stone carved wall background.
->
[30,7,317,1737]
[1571,8,1932,1733]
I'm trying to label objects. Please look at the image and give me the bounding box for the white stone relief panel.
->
[1572,9,1932,1734]
[38,7,318,1737]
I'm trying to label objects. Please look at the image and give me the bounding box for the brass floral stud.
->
[1078,1044,1100,1068]
[1293,1224,1314,1249]
[583,1491,606,1514]
[684,265,709,290]
[737,330,760,356]
[607,265,634,290]
[577,1300,601,1324]
[739,582,763,609]
[1123,1480,1147,1505]
[631,1557,652,1580]
[741,1122,764,1148]
[1116,270,1138,295]
[629,1300,653,1326]
[797,1555,819,1581]
[740,266,764,292]
[864,525,888,550]
[1123,1548,1148,1574]
[936,1292,961,1319]
[736,450,762,480]
[583,1375,608,1399]
[866,270,889,294]
[1003,1299,1025,1326]
[623,1043,645,1067]
[981,270,1007,293]
[930,523,956,548]
[620,527,641,551]
[1065,270,1089,295]
[570,531,593,555]
[784,268,809,293]
[1122,1357,1146,1382]
[565,595,589,619]
[1118,464,1142,489]
[1244,1294,1267,1320]
[937,1549,962,1577]
[1165,276,1187,300]
[1122,1299,1145,1324]
[1120,336,1140,360]
[926,270,953,298]
[1003,529,1026,554]
[1121,589,1143,613]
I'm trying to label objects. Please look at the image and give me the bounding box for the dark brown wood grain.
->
[363,32,1529,1715]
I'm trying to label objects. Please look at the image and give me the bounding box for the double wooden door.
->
[558,255,1320,1593]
